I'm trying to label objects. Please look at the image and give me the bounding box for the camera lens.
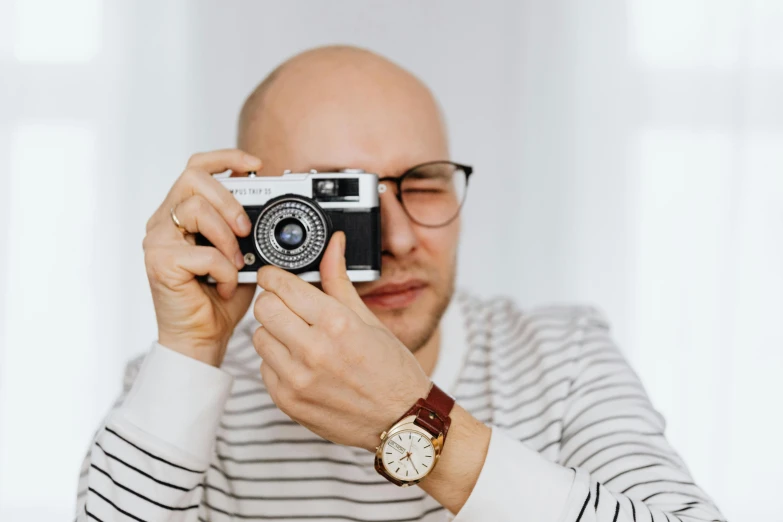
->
[274,219,306,249]
[254,196,330,271]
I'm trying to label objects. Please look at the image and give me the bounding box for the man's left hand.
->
[252,231,432,452]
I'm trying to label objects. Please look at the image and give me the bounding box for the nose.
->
[379,184,417,258]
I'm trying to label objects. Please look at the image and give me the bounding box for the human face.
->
[243,52,460,352]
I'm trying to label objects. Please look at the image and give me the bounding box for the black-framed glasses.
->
[378,161,473,228]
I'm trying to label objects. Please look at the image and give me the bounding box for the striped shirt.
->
[75,289,726,521]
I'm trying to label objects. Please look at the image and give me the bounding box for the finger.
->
[319,232,380,326]
[148,171,251,239]
[252,326,295,374]
[164,167,255,238]
[145,244,238,300]
[253,291,316,351]
[256,265,335,326]
[186,149,262,174]
[143,219,199,249]
[259,359,281,399]
[172,195,244,270]
[150,149,262,237]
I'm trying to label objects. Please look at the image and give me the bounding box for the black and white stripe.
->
[75,291,725,521]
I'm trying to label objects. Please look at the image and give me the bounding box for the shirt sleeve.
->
[451,310,727,522]
[450,426,576,522]
[74,342,234,521]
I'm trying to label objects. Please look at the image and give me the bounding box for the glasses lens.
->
[399,162,467,226]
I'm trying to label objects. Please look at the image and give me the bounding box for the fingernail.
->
[237,214,251,233]
[244,154,261,167]
[340,232,346,255]
[235,251,245,269]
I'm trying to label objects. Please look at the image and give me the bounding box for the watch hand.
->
[410,459,419,474]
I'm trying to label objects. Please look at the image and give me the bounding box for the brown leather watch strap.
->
[426,381,455,419]
[396,382,455,440]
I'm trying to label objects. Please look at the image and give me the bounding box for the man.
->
[75,45,725,521]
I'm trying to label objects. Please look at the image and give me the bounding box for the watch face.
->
[381,429,435,482]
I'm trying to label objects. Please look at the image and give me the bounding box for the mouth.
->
[359,279,427,310]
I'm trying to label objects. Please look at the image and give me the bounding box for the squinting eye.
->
[403,188,445,194]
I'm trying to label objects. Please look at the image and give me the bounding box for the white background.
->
[1,1,781,520]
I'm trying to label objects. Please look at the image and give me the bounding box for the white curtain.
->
[1,1,779,520]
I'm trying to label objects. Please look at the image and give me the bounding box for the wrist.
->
[117,341,234,463]
[368,375,432,452]
[416,403,491,513]
[157,334,227,367]
[373,380,455,486]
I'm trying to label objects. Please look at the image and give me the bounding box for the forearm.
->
[416,403,492,514]
[421,310,727,522]
[76,342,233,521]
[554,312,727,522]
[417,409,726,522]
[76,415,209,521]
[418,403,575,521]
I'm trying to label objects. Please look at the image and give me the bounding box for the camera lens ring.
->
[253,195,330,271]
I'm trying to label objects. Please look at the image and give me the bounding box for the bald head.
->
[236,45,459,356]
[237,46,379,149]
[236,45,449,176]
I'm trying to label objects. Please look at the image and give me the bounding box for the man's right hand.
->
[142,149,263,367]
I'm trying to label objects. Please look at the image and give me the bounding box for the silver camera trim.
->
[253,197,329,271]
[216,170,379,209]
[205,169,380,284]
[234,268,380,284]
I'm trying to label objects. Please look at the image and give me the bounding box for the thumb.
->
[319,231,379,325]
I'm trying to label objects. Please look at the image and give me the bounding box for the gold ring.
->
[170,206,187,234]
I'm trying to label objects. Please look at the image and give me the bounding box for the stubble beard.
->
[380,262,457,355]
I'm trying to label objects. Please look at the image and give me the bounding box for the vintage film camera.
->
[196,169,382,283]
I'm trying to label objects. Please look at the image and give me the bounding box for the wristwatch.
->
[374,381,455,487]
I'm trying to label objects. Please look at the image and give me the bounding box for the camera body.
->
[196,169,382,284]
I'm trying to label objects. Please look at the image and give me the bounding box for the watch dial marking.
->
[388,439,406,454]
[384,429,434,482]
